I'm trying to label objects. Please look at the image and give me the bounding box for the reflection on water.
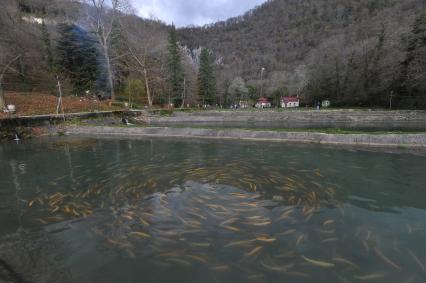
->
[0,137,425,283]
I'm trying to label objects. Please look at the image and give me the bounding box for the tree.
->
[41,21,54,73]
[198,48,216,106]
[228,77,248,104]
[109,22,130,93]
[124,78,145,109]
[167,25,184,106]
[83,0,130,100]
[0,55,21,111]
[56,24,98,95]
[397,13,426,108]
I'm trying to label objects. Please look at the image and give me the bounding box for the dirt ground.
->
[0,92,123,118]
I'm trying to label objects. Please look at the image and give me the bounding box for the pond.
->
[0,137,425,283]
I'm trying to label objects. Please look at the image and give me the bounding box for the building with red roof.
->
[281,96,300,108]
[255,97,272,109]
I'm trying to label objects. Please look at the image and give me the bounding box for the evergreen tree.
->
[167,25,184,106]
[55,24,99,95]
[198,48,216,105]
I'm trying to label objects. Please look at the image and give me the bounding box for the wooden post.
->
[389,91,393,110]
[56,76,65,120]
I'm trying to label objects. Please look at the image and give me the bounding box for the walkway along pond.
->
[0,137,425,282]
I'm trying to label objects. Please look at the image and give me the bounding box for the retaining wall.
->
[143,110,426,131]
[65,126,426,148]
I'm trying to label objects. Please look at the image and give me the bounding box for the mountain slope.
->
[178,0,425,106]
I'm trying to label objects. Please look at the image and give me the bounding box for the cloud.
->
[133,0,267,27]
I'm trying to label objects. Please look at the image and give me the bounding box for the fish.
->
[220,218,239,226]
[301,256,335,268]
[354,273,385,280]
[407,249,425,272]
[296,235,305,246]
[278,229,296,236]
[72,209,80,217]
[243,221,272,227]
[323,219,335,226]
[256,235,277,243]
[36,218,48,225]
[373,247,401,271]
[49,205,60,213]
[333,257,358,269]
[303,207,315,216]
[64,205,72,214]
[189,242,211,248]
[260,261,294,272]
[277,210,294,221]
[185,254,207,263]
[222,225,240,232]
[314,170,324,177]
[129,231,151,238]
[225,239,256,248]
[28,198,38,208]
[274,251,296,258]
[245,246,263,258]
[166,258,192,267]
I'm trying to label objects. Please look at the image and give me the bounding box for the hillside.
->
[179,0,425,107]
[0,0,425,109]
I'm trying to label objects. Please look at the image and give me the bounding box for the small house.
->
[239,100,251,109]
[281,96,300,108]
[255,97,271,109]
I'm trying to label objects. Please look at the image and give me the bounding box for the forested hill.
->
[179,0,426,107]
[1,0,425,108]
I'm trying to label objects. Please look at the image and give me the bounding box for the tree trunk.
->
[103,44,115,100]
[0,83,5,111]
[143,68,152,107]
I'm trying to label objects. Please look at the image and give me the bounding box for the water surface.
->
[0,137,425,283]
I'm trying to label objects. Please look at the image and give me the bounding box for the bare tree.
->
[0,55,21,111]
[82,0,130,100]
[119,15,169,107]
[126,46,153,107]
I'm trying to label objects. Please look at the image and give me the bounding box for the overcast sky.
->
[133,0,267,27]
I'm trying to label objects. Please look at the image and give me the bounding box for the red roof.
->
[257,97,270,103]
[282,96,299,103]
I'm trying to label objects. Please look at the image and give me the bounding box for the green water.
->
[0,137,425,283]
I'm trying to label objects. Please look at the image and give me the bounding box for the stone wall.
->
[143,110,426,131]
[65,126,426,148]
[0,111,128,128]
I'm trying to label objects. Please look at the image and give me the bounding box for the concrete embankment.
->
[0,110,132,128]
[65,126,426,148]
[142,110,426,131]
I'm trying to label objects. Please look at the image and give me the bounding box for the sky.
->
[133,0,267,27]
